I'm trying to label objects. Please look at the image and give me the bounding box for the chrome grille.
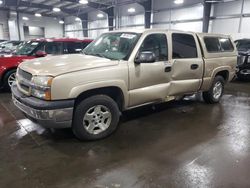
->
[16,68,32,94]
[17,69,32,81]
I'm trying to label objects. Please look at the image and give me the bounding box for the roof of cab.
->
[108,29,232,38]
[30,38,93,42]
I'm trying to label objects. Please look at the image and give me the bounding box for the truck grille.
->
[16,68,32,94]
[17,69,32,81]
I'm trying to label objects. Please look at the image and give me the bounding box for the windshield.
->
[236,40,250,51]
[83,32,140,60]
[15,41,42,55]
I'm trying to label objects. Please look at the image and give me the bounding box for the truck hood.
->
[19,54,119,76]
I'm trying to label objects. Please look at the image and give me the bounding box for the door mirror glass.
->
[135,51,156,64]
[35,50,47,57]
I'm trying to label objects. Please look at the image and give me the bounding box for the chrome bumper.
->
[12,95,73,129]
[239,69,250,75]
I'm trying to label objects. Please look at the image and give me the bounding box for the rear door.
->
[167,32,204,96]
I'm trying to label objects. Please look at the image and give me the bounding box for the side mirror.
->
[135,51,156,64]
[35,50,47,57]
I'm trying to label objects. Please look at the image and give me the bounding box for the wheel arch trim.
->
[69,80,129,109]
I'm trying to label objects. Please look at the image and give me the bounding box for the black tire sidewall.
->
[72,95,120,141]
[203,76,225,104]
[3,69,16,91]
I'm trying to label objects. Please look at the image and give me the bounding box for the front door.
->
[128,33,171,107]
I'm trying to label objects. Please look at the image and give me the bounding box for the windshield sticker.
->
[31,42,39,46]
[120,33,136,39]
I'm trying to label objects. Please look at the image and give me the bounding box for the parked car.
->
[0,38,93,90]
[0,40,23,54]
[235,39,250,80]
[12,29,237,140]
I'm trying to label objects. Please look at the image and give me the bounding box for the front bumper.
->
[237,67,250,80]
[238,69,250,75]
[12,84,74,128]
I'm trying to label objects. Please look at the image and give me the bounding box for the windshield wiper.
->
[84,52,112,60]
[84,51,119,60]
[93,53,107,58]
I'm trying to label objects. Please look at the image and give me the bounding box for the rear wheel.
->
[203,76,225,104]
[72,95,120,141]
[3,70,16,91]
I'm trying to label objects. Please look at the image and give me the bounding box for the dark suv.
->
[235,39,250,80]
[0,38,93,90]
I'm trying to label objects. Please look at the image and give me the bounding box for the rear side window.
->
[172,33,197,59]
[204,37,234,53]
[204,37,221,52]
[82,41,91,49]
[219,38,234,51]
[65,41,91,54]
[65,42,83,54]
[45,42,63,55]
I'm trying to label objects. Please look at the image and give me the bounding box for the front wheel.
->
[72,95,120,141]
[203,76,225,104]
[3,70,16,91]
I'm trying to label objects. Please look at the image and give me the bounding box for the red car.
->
[0,38,93,90]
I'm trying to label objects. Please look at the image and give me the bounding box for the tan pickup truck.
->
[12,29,237,140]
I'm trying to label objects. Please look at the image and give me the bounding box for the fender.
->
[69,80,129,108]
[201,66,231,91]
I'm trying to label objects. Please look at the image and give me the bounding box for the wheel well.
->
[215,70,229,82]
[1,68,17,83]
[75,87,124,111]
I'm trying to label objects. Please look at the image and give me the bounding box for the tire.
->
[72,95,120,141]
[3,69,16,91]
[203,76,225,104]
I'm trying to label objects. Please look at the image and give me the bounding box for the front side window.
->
[83,32,140,60]
[139,34,168,61]
[172,33,197,59]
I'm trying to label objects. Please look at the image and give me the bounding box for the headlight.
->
[237,55,246,66]
[32,76,53,87]
[30,76,53,100]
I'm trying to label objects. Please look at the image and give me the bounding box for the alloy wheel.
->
[83,105,112,135]
[8,72,16,87]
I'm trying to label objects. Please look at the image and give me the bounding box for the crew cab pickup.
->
[12,29,237,140]
[0,38,93,90]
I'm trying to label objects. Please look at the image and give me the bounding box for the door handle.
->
[165,66,172,72]
[191,64,199,70]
